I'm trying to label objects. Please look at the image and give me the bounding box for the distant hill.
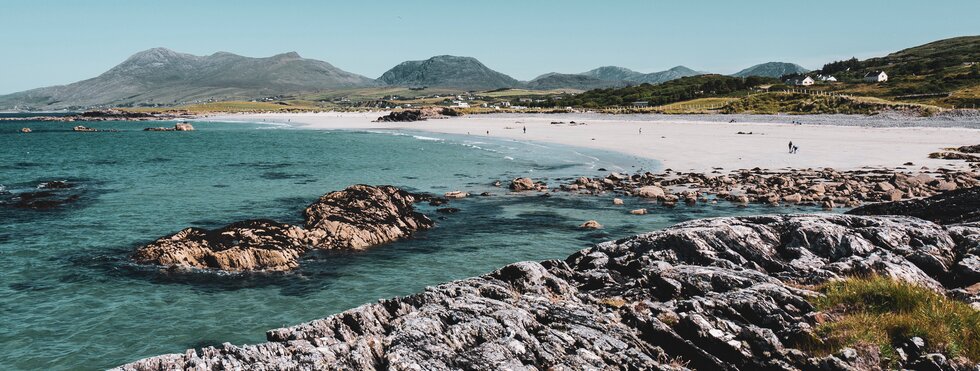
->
[526,73,627,90]
[636,66,703,84]
[524,74,779,108]
[579,66,646,82]
[0,48,379,110]
[378,55,520,91]
[732,62,809,78]
[579,65,703,84]
[815,36,980,106]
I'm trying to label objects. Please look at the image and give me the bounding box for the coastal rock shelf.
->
[559,167,979,209]
[117,202,980,369]
[131,185,433,272]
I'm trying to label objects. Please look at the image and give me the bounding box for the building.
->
[785,76,815,86]
[631,101,649,107]
[864,71,888,82]
[817,74,837,82]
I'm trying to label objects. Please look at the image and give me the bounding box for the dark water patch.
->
[145,157,173,163]
[259,171,311,180]
[213,184,230,188]
[0,162,45,171]
[91,159,120,166]
[228,161,294,170]
[9,281,55,292]
[293,178,318,185]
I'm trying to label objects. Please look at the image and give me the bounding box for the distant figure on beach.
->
[792,145,799,154]
[523,126,526,134]
[729,119,736,123]
[788,141,794,153]
[639,128,642,134]
[486,130,490,136]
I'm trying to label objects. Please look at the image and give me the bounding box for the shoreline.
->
[204,112,980,173]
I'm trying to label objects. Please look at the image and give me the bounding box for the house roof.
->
[864,71,886,77]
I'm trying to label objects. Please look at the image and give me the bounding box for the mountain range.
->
[0,48,822,110]
[0,48,378,109]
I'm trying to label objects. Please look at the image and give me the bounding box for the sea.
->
[0,116,819,370]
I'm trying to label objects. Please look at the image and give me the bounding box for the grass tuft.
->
[806,276,980,364]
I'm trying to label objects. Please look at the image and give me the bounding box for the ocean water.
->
[0,119,818,370]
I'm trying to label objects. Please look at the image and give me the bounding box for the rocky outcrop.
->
[374,108,457,122]
[131,185,433,272]
[143,122,195,131]
[509,177,546,191]
[303,185,433,250]
[131,220,310,272]
[561,167,979,209]
[115,214,980,370]
[848,186,980,225]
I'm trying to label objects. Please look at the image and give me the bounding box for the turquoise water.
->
[0,119,816,370]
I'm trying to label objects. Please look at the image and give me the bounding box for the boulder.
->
[629,208,647,215]
[636,185,666,199]
[175,123,195,131]
[443,191,468,199]
[19,127,31,133]
[782,193,803,204]
[612,198,624,205]
[579,220,603,229]
[509,177,536,191]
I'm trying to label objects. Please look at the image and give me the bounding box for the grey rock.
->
[116,215,980,370]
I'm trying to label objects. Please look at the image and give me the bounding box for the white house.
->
[786,76,815,86]
[864,71,888,82]
[817,74,837,82]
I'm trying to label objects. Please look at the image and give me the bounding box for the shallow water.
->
[0,119,819,370]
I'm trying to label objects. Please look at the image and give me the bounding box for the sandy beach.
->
[207,112,980,172]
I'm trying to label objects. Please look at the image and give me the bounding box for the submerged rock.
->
[116,214,980,370]
[131,185,433,272]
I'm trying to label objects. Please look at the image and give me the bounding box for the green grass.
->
[720,92,942,115]
[805,276,980,366]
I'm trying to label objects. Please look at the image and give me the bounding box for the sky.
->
[1,0,978,94]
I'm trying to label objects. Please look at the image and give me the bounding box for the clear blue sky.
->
[1,0,978,94]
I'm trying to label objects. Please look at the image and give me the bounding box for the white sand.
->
[205,112,980,172]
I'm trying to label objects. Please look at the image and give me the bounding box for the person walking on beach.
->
[792,145,799,154]
[788,141,793,153]
[523,126,526,134]
[639,128,642,134]
[486,130,490,136]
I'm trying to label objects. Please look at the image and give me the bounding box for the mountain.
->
[526,73,627,90]
[732,62,809,78]
[580,65,703,84]
[579,66,646,82]
[0,48,379,109]
[635,66,703,84]
[378,55,520,90]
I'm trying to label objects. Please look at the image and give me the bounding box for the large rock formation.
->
[131,185,433,272]
[303,185,433,250]
[116,214,980,370]
[848,186,980,225]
